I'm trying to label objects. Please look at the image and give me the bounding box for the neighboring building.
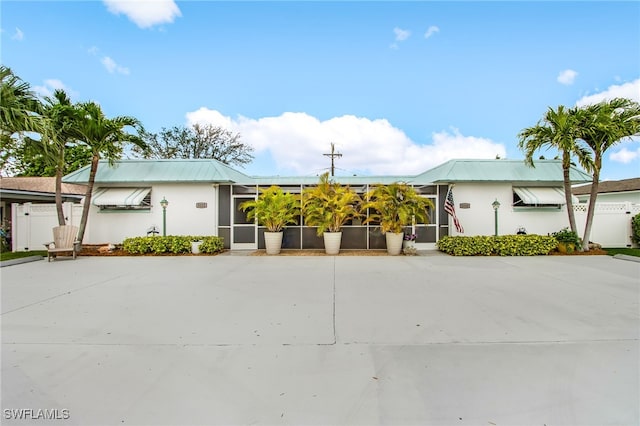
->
[572,178,640,204]
[0,176,86,230]
[60,158,592,250]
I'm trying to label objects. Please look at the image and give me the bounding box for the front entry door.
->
[231,196,257,250]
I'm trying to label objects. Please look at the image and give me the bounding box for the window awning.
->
[92,187,151,206]
[513,187,578,205]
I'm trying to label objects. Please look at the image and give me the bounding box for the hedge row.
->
[437,235,558,256]
[122,236,224,254]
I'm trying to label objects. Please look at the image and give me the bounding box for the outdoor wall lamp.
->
[160,197,169,236]
[492,198,500,236]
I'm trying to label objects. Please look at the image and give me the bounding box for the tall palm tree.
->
[518,105,593,236]
[0,65,42,174]
[71,101,144,244]
[30,89,78,225]
[575,98,640,251]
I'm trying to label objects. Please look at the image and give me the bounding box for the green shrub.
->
[437,235,557,256]
[122,235,224,255]
[551,227,581,245]
[632,213,640,245]
[198,236,225,254]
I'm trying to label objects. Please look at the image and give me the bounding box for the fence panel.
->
[574,202,638,248]
[11,203,84,251]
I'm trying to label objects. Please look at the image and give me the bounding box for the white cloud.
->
[557,69,577,85]
[576,78,640,106]
[88,46,130,75]
[101,56,130,75]
[32,79,77,99]
[424,25,439,39]
[185,108,506,175]
[103,0,181,29]
[610,146,640,164]
[393,27,411,42]
[11,27,24,41]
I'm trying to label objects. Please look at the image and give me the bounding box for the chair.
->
[47,225,80,262]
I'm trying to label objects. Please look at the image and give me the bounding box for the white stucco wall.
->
[446,183,572,237]
[86,183,218,244]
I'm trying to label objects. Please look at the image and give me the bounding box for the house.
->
[572,178,640,204]
[60,158,593,250]
[1,177,86,249]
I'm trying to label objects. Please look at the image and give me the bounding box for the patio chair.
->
[47,225,80,262]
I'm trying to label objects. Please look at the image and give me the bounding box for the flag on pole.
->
[444,186,464,233]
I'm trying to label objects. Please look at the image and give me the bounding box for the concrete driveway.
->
[1,254,638,425]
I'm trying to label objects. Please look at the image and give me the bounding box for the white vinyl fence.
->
[9,201,640,252]
[573,202,640,248]
[11,202,85,252]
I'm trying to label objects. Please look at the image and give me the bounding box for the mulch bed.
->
[77,244,610,257]
[548,248,608,256]
[251,249,390,256]
[77,245,222,257]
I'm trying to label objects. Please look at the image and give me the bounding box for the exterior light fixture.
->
[160,197,169,236]
[491,198,500,236]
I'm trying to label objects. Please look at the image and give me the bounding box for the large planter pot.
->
[264,231,284,255]
[557,241,575,254]
[385,232,404,255]
[191,241,203,254]
[323,232,342,255]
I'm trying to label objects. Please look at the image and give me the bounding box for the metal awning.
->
[513,187,578,205]
[92,187,151,206]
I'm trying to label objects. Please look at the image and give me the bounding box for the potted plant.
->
[552,227,581,254]
[191,236,204,254]
[240,186,300,255]
[403,233,417,249]
[302,173,362,255]
[362,183,434,255]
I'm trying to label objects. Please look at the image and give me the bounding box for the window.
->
[93,188,152,211]
[512,187,576,209]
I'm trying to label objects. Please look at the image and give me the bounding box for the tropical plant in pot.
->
[552,227,581,254]
[302,173,362,255]
[362,183,434,255]
[239,186,300,255]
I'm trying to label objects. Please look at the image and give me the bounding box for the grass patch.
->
[604,247,640,257]
[0,250,47,261]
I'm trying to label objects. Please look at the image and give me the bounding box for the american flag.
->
[444,186,464,233]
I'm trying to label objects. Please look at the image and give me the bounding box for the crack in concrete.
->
[1,273,135,316]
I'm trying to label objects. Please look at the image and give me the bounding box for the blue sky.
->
[2,1,639,180]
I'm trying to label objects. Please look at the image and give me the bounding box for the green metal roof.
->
[414,159,592,184]
[244,175,413,186]
[63,159,252,184]
[63,158,592,186]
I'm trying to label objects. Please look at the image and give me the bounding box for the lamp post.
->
[491,198,500,236]
[160,197,169,236]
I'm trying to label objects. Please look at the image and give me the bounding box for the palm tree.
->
[518,105,593,236]
[0,65,42,174]
[362,182,433,234]
[574,98,640,251]
[301,172,362,236]
[30,89,78,225]
[71,101,145,244]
